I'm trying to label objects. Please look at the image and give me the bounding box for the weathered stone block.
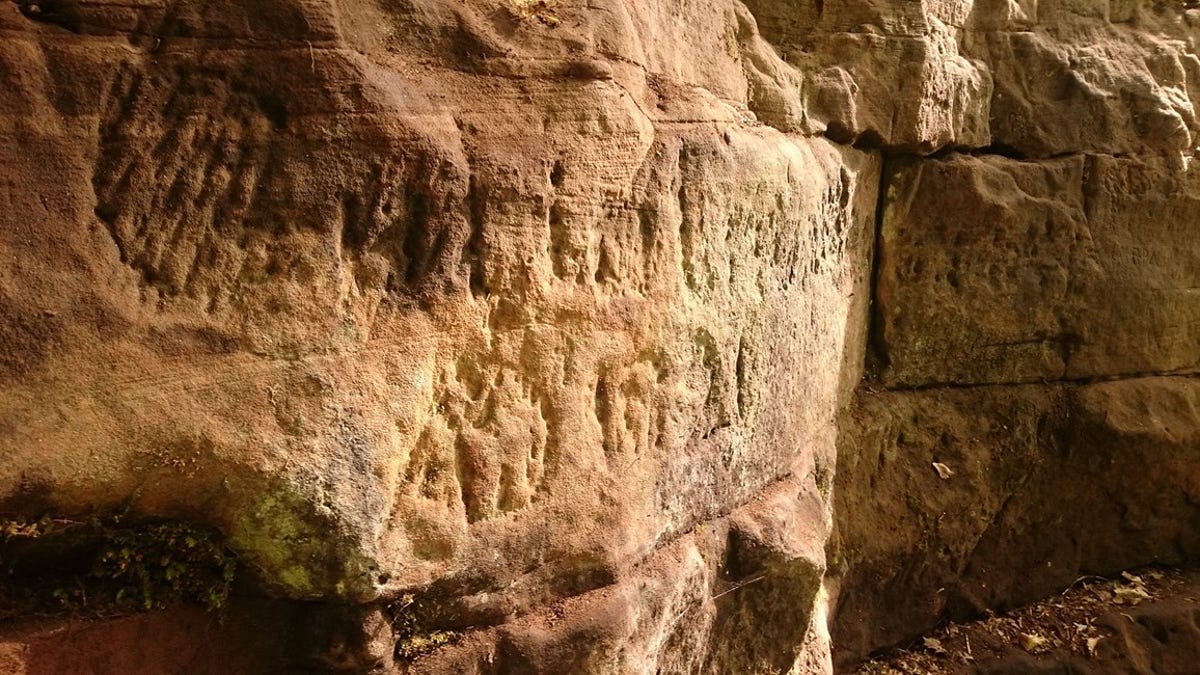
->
[878,154,1200,387]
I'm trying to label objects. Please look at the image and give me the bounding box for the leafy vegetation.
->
[0,516,236,618]
[389,593,460,661]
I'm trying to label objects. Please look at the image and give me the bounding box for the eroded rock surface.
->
[831,377,1200,664]
[877,153,1200,387]
[2,0,1200,672]
[829,3,1200,668]
[1,0,874,670]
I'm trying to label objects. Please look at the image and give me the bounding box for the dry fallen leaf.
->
[1019,632,1047,652]
[932,462,954,479]
[923,637,948,655]
[1113,584,1151,605]
[1086,636,1102,657]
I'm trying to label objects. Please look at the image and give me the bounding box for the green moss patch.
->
[230,482,378,601]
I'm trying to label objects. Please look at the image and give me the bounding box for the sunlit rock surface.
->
[1,0,1198,672]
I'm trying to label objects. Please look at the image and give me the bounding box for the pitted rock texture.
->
[3,0,1200,673]
[1,0,875,670]
[831,376,1200,666]
[828,2,1200,669]
[876,153,1200,387]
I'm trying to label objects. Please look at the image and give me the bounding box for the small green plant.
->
[395,629,459,660]
[0,516,237,617]
[91,521,237,612]
[389,593,460,661]
[812,460,833,500]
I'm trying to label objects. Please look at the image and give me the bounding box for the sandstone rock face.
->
[832,377,1200,663]
[1,0,875,671]
[877,153,1200,387]
[827,2,1200,669]
[2,0,1199,673]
